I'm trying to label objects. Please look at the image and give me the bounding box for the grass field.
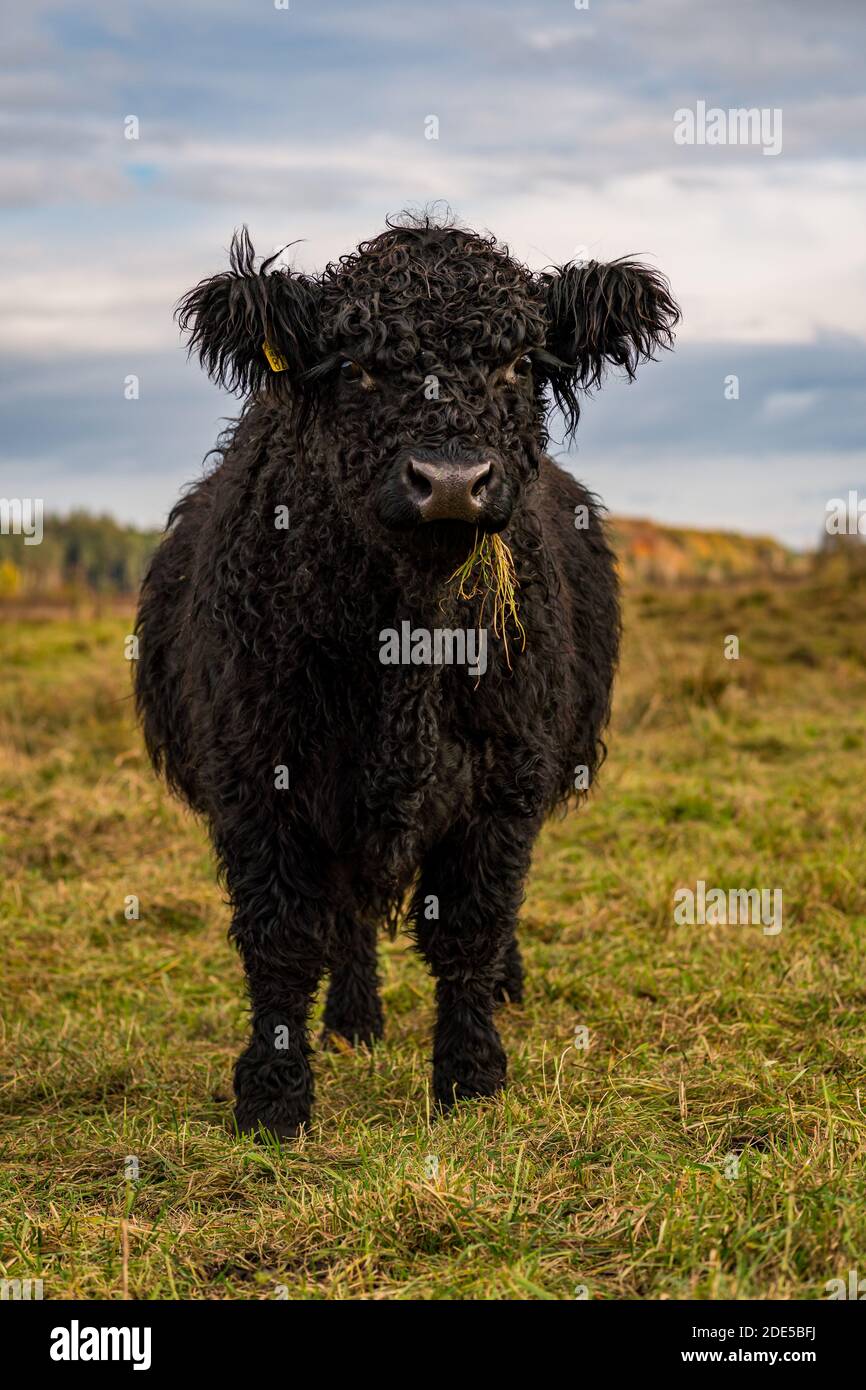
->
[2,559,865,1301]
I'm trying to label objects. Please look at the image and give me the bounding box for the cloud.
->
[2,156,864,355]
[1,0,864,541]
[760,390,820,422]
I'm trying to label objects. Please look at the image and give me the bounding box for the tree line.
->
[0,513,161,598]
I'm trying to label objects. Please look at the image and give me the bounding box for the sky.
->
[1,0,864,548]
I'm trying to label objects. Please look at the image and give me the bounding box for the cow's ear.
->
[538,258,679,421]
[176,227,319,395]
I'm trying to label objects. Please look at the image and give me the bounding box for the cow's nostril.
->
[407,459,433,499]
[471,463,492,498]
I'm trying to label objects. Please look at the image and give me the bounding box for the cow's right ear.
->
[176,227,319,395]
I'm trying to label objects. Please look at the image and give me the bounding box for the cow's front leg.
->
[233,944,324,1139]
[413,815,537,1108]
[225,844,328,1140]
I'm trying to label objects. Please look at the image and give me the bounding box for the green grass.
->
[2,563,866,1300]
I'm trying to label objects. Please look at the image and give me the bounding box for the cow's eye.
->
[339,358,376,390]
[499,354,533,386]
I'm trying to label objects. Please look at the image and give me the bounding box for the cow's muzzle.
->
[376,448,513,531]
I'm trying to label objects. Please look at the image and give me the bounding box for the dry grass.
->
[448,531,526,667]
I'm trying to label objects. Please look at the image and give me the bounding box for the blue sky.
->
[2,0,864,547]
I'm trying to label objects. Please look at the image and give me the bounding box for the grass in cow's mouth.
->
[448,532,527,668]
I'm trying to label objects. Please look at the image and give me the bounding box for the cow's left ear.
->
[538,257,680,396]
[176,227,319,396]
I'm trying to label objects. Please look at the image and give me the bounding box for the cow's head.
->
[178,216,679,559]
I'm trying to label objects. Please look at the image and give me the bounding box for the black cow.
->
[135,214,678,1137]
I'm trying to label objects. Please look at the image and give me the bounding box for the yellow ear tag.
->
[262,340,289,372]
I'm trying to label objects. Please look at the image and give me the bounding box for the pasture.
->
[1,559,865,1299]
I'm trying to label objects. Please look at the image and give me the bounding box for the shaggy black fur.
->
[135,212,679,1137]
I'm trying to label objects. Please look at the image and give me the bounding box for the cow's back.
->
[135,485,210,811]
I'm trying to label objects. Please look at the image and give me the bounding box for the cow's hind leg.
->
[322,917,384,1048]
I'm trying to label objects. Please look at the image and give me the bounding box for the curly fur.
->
[135,211,678,1137]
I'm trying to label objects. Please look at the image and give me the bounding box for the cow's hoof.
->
[233,1111,304,1143]
[233,1098,308,1143]
[433,1036,507,1110]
